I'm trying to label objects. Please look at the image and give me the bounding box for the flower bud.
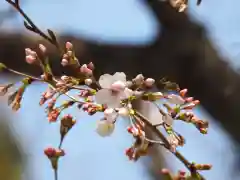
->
[80,64,92,76]
[39,44,47,53]
[180,88,188,97]
[144,78,155,87]
[25,55,36,64]
[133,74,144,85]
[87,62,95,70]
[65,42,73,50]
[61,59,69,66]
[25,48,32,56]
[111,81,126,91]
[84,78,92,86]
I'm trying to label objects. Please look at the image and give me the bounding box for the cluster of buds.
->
[1,1,210,180]
[161,169,190,180]
[39,87,56,106]
[131,74,156,89]
[78,89,96,98]
[165,125,185,152]
[81,103,105,115]
[47,100,75,122]
[48,108,61,122]
[61,42,76,66]
[25,48,38,64]
[176,112,209,134]
[125,125,152,161]
[44,147,65,170]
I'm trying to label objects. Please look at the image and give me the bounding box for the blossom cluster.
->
[0,41,210,180]
[1,1,209,180]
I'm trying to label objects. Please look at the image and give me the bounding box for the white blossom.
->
[95,72,133,108]
[104,108,118,121]
[96,119,115,137]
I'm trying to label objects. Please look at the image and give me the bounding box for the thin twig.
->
[54,169,58,180]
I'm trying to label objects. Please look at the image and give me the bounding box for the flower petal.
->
[132,100,163,126]
[95,89,121,108]
[113,72,126,83]
[119,88,133,100]
[96,120,115,137]
[99,74,114,88]
[104,108,118,122]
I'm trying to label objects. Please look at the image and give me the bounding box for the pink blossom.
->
[80,64,92,76]
[25,55,36,64]
[65,42,73,50]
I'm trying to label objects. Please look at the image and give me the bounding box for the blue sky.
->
[0,0,240,180]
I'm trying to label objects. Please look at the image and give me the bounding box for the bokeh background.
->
[0,0,240,180]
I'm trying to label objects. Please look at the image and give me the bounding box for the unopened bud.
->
[26,55,36,64]
[39,44,47,53]
[145,78,155,87]
[84,78,92,86]
[65,42,73,50]
[61,59,69,66]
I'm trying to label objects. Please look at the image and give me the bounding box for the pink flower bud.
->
[180,88,188,97]
[25,48,32,56]
[133,74,144,85]
[84,78,92,86]
[80,64,92,76]
[111,81,126,92]
[25,55,36,64]
[61,59,69,66]
[87,62,95,70]
[185,97,193,102]
[39,44,46,53]
[30,51,37,58]
[145,78,155,87]
[65,42,73,50]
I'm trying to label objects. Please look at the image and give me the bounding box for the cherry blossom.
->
[96,119,115,137]
[95,72,134,108]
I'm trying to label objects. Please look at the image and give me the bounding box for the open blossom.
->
[95,72,133,108]
[96,119,115,137]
